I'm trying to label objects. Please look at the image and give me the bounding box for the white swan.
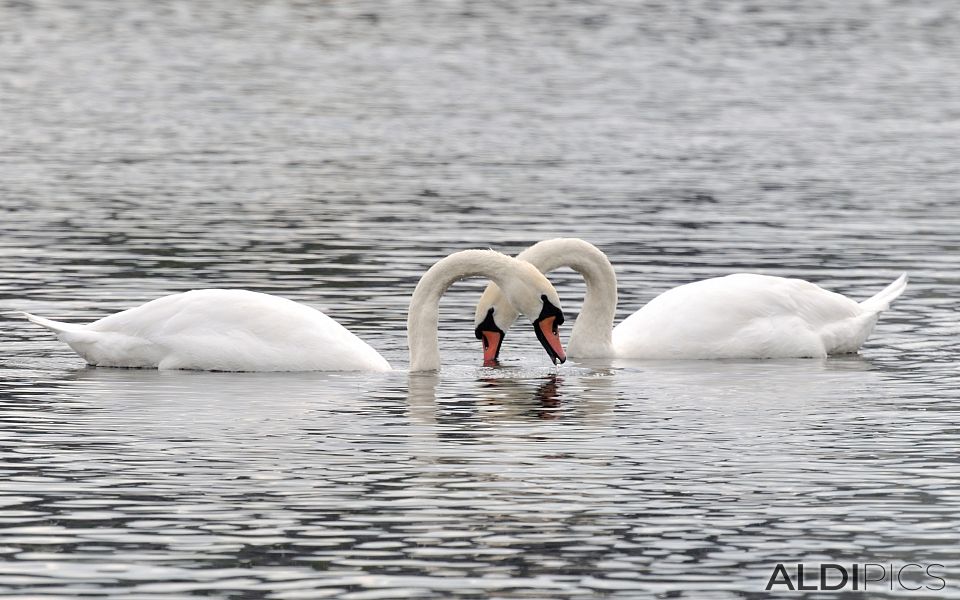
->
[19,250,567,372]
[475,238,907,360]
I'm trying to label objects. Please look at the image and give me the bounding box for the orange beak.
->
[535,316,566,365]
[481,329,503,366]
[476,308,505,366]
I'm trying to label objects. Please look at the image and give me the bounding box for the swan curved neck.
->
[517,239,617,356]
[407,250,516,372]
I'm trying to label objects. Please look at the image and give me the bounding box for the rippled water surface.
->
[2,1,959,598]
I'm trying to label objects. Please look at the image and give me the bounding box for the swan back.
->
[611,274,900,359]
[28,289,392,372]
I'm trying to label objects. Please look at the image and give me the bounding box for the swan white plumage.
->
[19,249,567,372]
[475,238,907,360]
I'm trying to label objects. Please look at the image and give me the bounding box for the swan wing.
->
[612,274,893,359]
[31,289,390,372]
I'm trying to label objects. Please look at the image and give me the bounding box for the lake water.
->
[1,1,959,597]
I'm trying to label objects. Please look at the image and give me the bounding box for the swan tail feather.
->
[19,312,85,335]
[858,274,908,315]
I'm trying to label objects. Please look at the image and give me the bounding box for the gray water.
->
[1,1,959,598]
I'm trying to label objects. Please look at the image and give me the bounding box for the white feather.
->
[612,273,907,359]
[23,290,391,372]
[477,238,907,360]
[20,250,568,372]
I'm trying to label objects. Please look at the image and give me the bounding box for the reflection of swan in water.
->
[407,354,889,436]
[406,368,617,425]
[478,374,564,420]
[36,367,412,448]
[28,358,908,499]
[17,250,567,372]
[401,357,901,493]
[532,375,561,411]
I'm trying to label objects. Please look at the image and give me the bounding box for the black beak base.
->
[534,295,566,365]
[475,308,505,362]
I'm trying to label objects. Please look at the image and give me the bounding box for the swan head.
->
[473,263,566,366]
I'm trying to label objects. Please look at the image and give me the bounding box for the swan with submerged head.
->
[475,238,907,361]
[19,249,567,372]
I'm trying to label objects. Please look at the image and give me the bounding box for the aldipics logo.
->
[765,563,946,592]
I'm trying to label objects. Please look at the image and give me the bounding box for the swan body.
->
[22,289,392,372]
[21,250,568,372]
[476,238,907,360]
[610,272,905,359]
